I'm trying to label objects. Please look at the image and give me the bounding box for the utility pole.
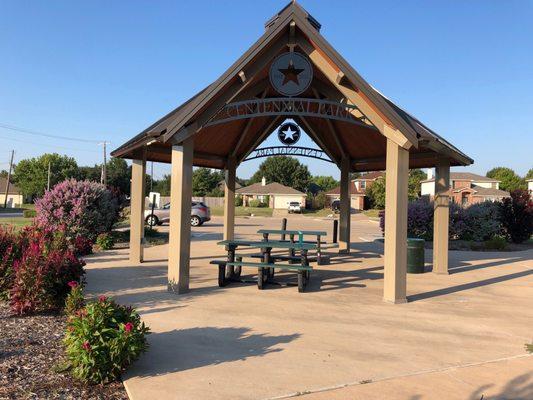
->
[47,161,51,191]
[3,150,14,208]
[99,141,110,185]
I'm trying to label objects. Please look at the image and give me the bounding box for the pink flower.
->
[124,322,134,333]
[98,295,107,302]
[82,341,91,351]
[68,281,78,289]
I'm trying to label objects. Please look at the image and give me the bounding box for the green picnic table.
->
[212,239,317,292]
[257,229,328,264]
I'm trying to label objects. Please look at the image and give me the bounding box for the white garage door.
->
[273,195,301,209]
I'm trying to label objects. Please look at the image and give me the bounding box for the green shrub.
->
[23,209,36,218]
[499,189,532,243]
[95,233,114,250]
[461,201,502,241]
[484,236,507,251]
[64,297,150,384]
[235,195,243,207]
[248,199,261,207]
[64,281,85,316]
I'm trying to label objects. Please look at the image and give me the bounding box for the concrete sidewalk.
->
[84,216,533,400]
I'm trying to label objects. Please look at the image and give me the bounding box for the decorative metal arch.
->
[243,146,334,163]
[204,97,373,128]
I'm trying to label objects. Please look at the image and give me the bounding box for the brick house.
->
[421,172,509,206]
[325,171,384,210]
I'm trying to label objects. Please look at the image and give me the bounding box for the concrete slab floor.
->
[84,215,533,400]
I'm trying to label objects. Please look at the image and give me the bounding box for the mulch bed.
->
[0,302,128,400]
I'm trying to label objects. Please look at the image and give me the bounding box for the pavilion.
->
[111,1,473,304]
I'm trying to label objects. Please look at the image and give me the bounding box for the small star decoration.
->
[278,60,304,85]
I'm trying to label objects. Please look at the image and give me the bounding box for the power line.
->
[0,133,101,153]
[0,123,103,143]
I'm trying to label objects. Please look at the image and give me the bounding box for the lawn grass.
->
[211,206,273,217]
[363,209,382,218]
[0,217,33,229]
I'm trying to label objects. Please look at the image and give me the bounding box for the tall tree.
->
[13,153,79,199]
[191,168,223,196]
[486,167,525,192]
[106,157,130,194]
[310,175,339,192]
[526,168,533,180]
[365,169,425,210]
[249,156,311,192]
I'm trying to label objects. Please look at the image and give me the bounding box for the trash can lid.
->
[407,238,425,243]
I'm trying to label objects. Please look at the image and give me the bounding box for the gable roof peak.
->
[265,1,321,32]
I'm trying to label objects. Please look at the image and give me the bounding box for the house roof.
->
[0,178,22,195]
[453,184,509,197]
[355,171,384,181]
[111,1,473,172]
[325,182,364,197]
[422,172,499,183]
[218,179,242,189]
[237,182,305,196]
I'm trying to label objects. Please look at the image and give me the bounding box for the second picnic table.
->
[257,229,328,263]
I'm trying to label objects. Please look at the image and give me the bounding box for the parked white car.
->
[287,201,302,213]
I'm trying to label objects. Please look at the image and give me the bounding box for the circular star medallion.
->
[269,52,313,97]
[278,122,301,146]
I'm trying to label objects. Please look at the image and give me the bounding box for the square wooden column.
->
[339,156,351,254]
[433,158,450,274]
[223,156,236,240]
[383,139,409,304]
[129,157,146,263]
[168,138,194,294]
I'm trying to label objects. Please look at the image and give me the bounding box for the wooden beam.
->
[165,40,287,144]
[129,155,146,263]
[223,156,236,240]
[296,37,413,150]
[239,116,283,164]
[297,116,340,166]
[238,70,246,83]
[231,88,268,157]
[339,156,351,253]
[433,157,450,275]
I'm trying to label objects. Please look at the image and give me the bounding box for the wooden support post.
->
[433,158,450,274]
[129,157,146,263]
[339,156,351,253]
[168,138,194,293]
[223,156,236,241]
[383,139,409,304]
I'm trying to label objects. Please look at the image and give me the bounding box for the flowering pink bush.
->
[0,226,20,298]
[8,225,86,315]
[35,179,121,240]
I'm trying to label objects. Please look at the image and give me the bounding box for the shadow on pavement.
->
[132,326,300,377]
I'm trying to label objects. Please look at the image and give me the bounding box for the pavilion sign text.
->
[244,146,334,163]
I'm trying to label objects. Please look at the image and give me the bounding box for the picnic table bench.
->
[257,229,328,264]
[211,239,316,292]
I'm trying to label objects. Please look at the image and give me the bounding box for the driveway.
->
[84,215,533,400]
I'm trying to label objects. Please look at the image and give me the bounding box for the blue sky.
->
[1,0,532,180]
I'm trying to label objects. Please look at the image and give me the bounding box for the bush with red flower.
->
[9,225,85,315]
[64,295,150,384]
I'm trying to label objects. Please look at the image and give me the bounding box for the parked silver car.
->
[144,202,211,227]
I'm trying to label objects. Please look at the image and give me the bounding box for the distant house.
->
[528,179,533,193]
[325,171,384,210]
[421,172,509,206]
[237,178,306,209]
[217,180,242,192]
[0,177,24,208]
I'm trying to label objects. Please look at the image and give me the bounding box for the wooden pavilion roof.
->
[112,1,473,172]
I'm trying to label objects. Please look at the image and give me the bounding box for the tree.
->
[408,169,426,200]
[366,176,386,209]
[486,167,526,192]
[13,153,79,199]
[526,168,533,180]
[366,169,424,209]
[78,165,100,182]
[191,168,223,196]
[0,170,7,179]
[106,157,130,194]
[310,176,339,192]
[499,189,532,243]
[152,174,171,196]
[249,156,311,192]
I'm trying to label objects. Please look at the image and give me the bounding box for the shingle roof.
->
[237,182,305,195]
[422,172,499,183]
[356,171,384,181]
[469,185,509,197]
[0,178,21,195]
[326,182,364,196]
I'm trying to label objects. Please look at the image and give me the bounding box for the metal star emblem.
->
[282,126,297,141]
[278,60,305,85]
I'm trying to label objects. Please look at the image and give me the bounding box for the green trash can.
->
[407,238,425,274]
